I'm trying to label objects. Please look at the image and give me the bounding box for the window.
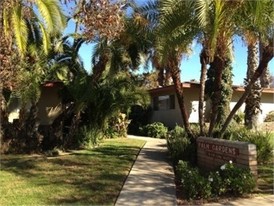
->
[153,95,175,111]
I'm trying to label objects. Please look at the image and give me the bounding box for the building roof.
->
[149,82,274,95]
[42,81,64,88]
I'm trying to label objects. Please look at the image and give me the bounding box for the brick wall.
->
[197,137,257,176]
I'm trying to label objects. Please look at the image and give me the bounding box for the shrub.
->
[77,126,104,148]
[142,122,168,138]
[224,128,273,164]
[176,161,256,199]
[217,162,256,195]
[167,125,195,164]
[264,111,274,122]
[208,171,225,196]
[233,111,244,124]
[177,161,211,199]
[106,113,131,138]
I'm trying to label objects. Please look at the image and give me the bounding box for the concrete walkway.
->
[204,195,274,206]
[115,135,177,206]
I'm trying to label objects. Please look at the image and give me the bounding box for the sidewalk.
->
[115,135,177,206]
[204,195,274,206]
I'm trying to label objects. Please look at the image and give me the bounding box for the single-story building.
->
[149,82,274,128]
[8,81,63,125]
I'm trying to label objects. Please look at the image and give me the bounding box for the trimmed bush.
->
[141,122,168,138]
[167,125,195,164]
[176,160,256,200]
[211,162,256,196]
[177,161,211,199]
[223,128,273,164]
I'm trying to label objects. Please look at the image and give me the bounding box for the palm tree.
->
[2,0,65,57]
[154,0,202,137]
[221,42,273,135]
[220,0,274,135]
[236,0,274,130]
[0,0,65,148]
[243,34,260,129]
[89,5,156,84]
[155,0,239,137]
[194,0,244,136]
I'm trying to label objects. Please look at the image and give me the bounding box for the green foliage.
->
[166,125,195,164]
[264,111,274,122]
[176,161,256,200]
[223,128,273,164]
[77,126,104,148]
[233,111,245,124]
[210,162,256,196]
[87,73,150,132]
[105,113,131,138]
[63,72,149,146]
[206,56,233,127]
[141,122,168,138]
[208,171,225,196]
[177,161,212,199]
[17,67,42,104]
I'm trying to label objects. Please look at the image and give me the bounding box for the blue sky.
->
[62,1,274,86]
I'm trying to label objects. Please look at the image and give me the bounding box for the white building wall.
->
[150,87,274,129]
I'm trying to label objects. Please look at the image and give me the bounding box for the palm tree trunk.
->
[208,55,225,136]
[0,83,6,142]
[259,41,270,88]
[152,55,164,86]
[64,111,81,148]
[199,48,209,136]
[24,101,42,152]
[92,54,109,84]
[220,42,274,136]
[244,42,260,129]
[168,56,193,137]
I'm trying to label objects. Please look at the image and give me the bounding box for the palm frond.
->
[35,0,65,34]
[11,4,28,56]
[39,22,50,55]
[3,7,11,37]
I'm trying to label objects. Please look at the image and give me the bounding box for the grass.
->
[256,131,273,194]
[0,138,145,205]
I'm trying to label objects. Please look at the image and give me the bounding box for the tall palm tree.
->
[243,34,260,129]
[155,0,203,137]
[237,0,274,130]
[220,0,274,135]
[155,0,239,137]
[195,0,244,136]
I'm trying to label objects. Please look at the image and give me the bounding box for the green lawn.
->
[0,138,145,205]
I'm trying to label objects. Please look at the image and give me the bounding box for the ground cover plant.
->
[176,160,256,200]
[0,138,145,205]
